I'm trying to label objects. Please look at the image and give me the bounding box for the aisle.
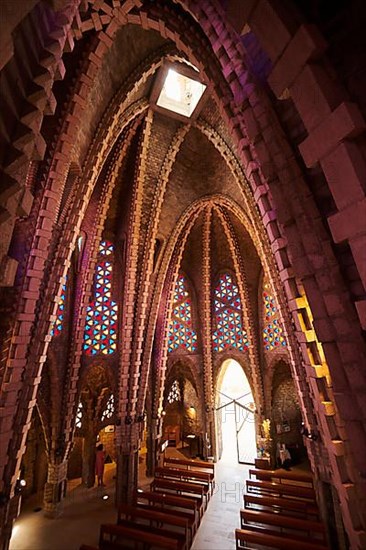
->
[191,455,249,550]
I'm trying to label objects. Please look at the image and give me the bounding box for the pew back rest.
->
[246,479,315,500]
[100,523,182,550]
[249,468,313,486]
[164,457,215,475]
[118,503,189,528]
[243,493,319,518]
[240,508,325,534]
[136,490,198,512]
[156,466,211,483]
[152,478,205,496]
[235,528,328,550]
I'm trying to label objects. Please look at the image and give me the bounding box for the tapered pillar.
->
[43,461,68,517]
[0,494,21,550]
[115,450,138,506]
[115,423,140,506]
[82,432,97,488]
[146,419,160,477]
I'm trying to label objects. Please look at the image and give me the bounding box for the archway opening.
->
[215,358,256,465]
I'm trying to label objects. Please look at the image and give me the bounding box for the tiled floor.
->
[10,450,250,550]
[191,453,249,550]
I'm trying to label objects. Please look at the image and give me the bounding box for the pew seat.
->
[155,466,212,495]
[136,490,199,534]
[151,478,205,514]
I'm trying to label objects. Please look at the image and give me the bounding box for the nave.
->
[10,447,321,550]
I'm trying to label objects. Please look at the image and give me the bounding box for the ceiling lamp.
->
[151,62,207,121]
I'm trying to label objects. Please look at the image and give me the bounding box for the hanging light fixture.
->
[150,61,208,121]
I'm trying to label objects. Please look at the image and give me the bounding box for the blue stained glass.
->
[212,274,249,352]
[168,274,197,353]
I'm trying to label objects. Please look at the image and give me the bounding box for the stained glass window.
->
[75,402,83,429]
[168,274,197,353]
[263,283,287,350]
[51,279,67,337]
[167,380,181,404]
[212,273,249,352]
[101,395,115,421]
[83,241,118,355]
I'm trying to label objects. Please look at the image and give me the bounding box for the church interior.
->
[0,1,366,549]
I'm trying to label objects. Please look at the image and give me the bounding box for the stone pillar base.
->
[43,461,68,518]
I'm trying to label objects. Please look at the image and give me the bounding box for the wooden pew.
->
[243,493,319,519]
[100,523,184,550]
[249,468,313,486]
[155,466,213,496]
[235,528,328,550]
[151,478,206,513]
[136,490,199,534]
[240,509,326,540]
[246,479,316,501]
[164,457,215,477]
[116,518,187,550]
[117,503,189,544]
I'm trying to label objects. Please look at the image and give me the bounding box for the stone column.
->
[82,432,97,488]
[146,419,159,477]
[204,409,215,460]
[0,493,21,550]
[115,423,139,506]
[115,450,138,506]
[43,461,68,518]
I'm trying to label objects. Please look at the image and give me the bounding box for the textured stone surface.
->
[0,1,366,549]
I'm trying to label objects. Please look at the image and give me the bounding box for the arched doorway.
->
[215,359,257,464]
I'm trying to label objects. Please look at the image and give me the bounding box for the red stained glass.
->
[212,273,249,352]
[168,274,197,353]
[83,241,118,355]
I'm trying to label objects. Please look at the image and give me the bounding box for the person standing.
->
[95,443,106,486]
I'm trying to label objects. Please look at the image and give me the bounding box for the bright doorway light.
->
[216,359,257,464]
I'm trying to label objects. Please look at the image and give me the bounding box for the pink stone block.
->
[299,102,366,167]
[355,300,366,330]
[349,235,366,289]
[269,24,327,98]
[321,141,366,210]
[250,0,294,62]
[291,64,344,132]
[328,198,366,243]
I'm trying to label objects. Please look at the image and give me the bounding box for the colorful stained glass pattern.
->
[51,280,67,337]
[75,402,83,429]
[168,274,197,353]
[83,241,118,355]
[263,287,287,350]
[212,273,249,352]
[99,240,113,256]
[101,395,115,421]
[167,380,181,404]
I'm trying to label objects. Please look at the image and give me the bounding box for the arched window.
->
[168,274,197,353]
[212,273,249,352]
[263,280,287,350]
[101,395,115,422]
[51,278,67,337]
[83,240,118,355]
[167,380,181,404]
